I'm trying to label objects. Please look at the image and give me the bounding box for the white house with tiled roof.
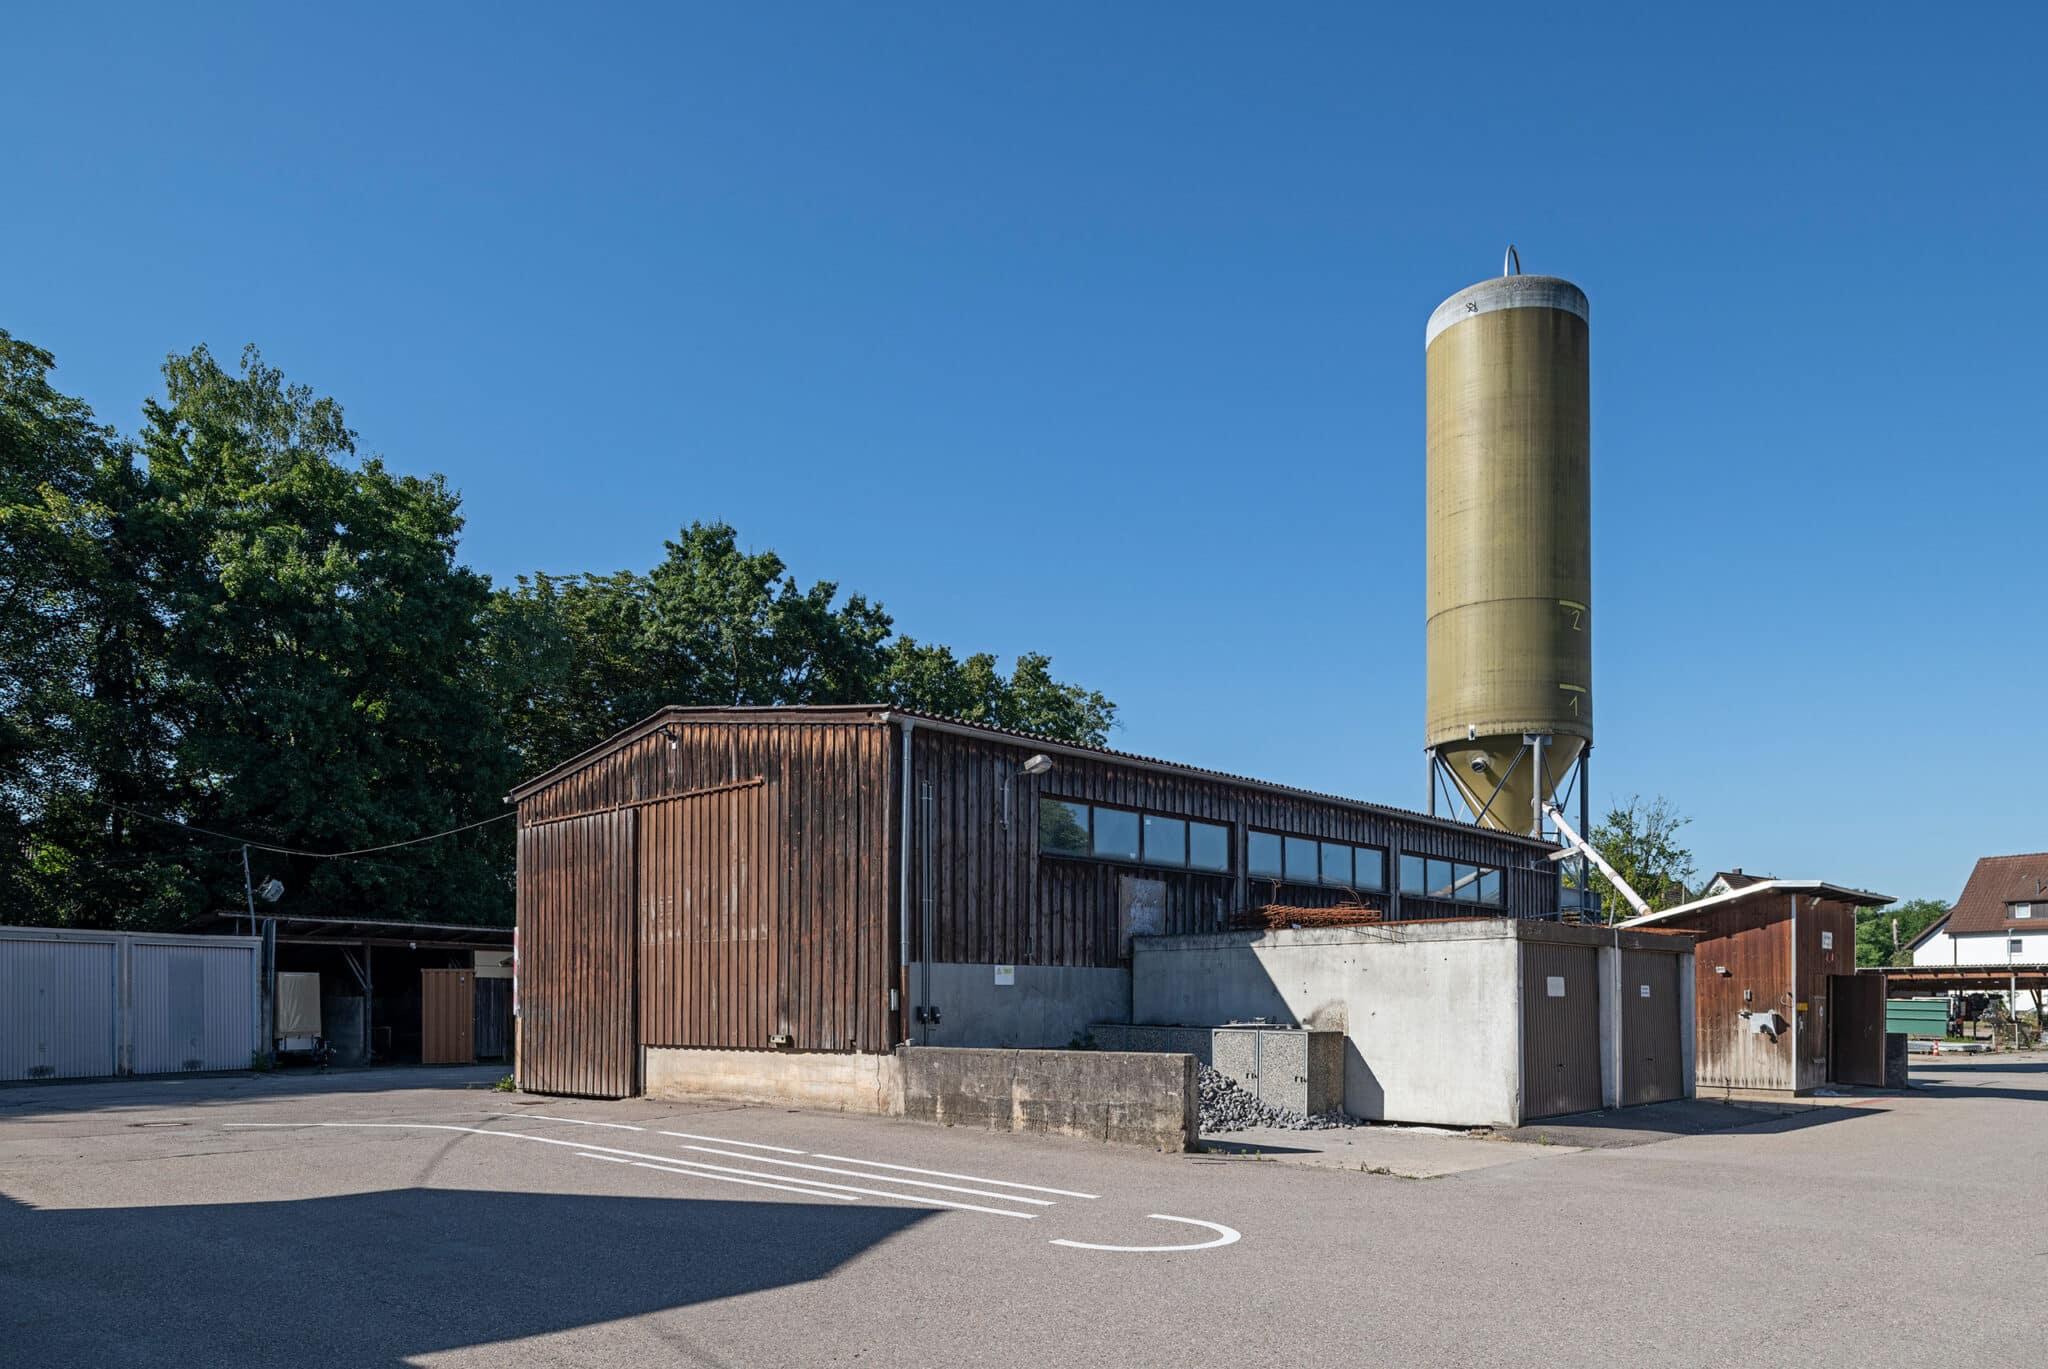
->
[1913,853,2048,976]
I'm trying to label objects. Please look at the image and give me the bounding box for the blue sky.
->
[9,4,2044,905]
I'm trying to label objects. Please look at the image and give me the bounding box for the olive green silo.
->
[1425,269,1591,833]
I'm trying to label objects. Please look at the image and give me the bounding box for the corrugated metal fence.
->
[0,927,262,1081]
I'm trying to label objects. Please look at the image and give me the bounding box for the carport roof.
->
[187,912,511,948]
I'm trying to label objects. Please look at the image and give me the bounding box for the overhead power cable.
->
[104,800,511,859]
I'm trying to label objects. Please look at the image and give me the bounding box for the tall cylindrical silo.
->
[1425,264,1591,834]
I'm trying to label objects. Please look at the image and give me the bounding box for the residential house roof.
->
[1945,854,2048,936]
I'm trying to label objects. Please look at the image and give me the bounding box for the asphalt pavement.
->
[3,1054,2041,1367]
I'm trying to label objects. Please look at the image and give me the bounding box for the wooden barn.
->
[1619,878,1893,1095]
[508,706,1561,1100]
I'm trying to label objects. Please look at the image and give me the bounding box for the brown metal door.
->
[516,810,639,1097]
[421,970,475,1064]
[1621,950,1684,1104]
[1521,942,1603,1119]
[1829,973,1886,1086]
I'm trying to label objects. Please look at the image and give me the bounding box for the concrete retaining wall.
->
[643,1044,1197,1151]
[910,962,1129,1049]
[1134,922,1525,1127]
[644,1047,903,1114]
[899,1047,1197,1151]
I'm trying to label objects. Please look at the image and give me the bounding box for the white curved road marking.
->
[1050,1215,1242,1252]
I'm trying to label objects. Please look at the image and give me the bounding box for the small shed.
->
[1618,879,1892,1094]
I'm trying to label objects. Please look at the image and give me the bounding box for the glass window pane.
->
[1478,868,1503,905]
[1092,807,1139,861]
[1189,822,1230,872]
[1039,799,1090,855]
[1284,836,1318,883]
[1426,858,1455,899]
[1400,853,1426,895]
[1143,815,1186,867]
[1456,863,1481,902]
[1248,831,1282,878]
[1355,847,1386,891]
[1320,842,1352,887]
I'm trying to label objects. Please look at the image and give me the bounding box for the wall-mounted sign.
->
[1820,931,1834,950]
[1639,984,1651,998]
[1546,976,1565,998]
[994,964,1015,986]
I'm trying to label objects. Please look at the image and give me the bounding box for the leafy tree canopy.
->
[3,333,1115,929]
[1572,794,1696,923]
[1856,897,1950,968]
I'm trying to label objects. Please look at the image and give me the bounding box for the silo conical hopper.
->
[1425,266,1591,833]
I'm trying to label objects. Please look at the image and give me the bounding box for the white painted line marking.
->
[656,1130,805,1154]
[673,1146,1056,1206]
[574,1153,860,1201]
[222,1123,1033,1219]
[1051,1215,1242,1253]
[811,1154,1099,1200]
[521,1114,646,1131]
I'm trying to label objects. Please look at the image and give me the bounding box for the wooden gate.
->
[516,810,638,1097]
[1829,973,1887,1086]
[1521,942,1603,1119]
[421,969,476,1064]
[1621,950,1685,1105]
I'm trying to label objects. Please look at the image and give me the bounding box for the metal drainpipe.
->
[895,716,915,1046]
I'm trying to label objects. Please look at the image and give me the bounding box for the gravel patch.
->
[1198,1064,1354,1133]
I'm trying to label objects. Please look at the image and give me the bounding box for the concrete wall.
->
[1132,923,1525,1128]
[645,1047,903,1115]
[644,1044,1196,1151]
[909,962,1129,1049]
[898,1047,1196,1151]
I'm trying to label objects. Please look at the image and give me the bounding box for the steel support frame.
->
[1426,742,1593,919]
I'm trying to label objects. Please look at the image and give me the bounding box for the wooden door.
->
[1829,973,1886,1086]
[421,969,476,1065]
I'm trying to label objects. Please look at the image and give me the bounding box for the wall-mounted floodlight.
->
[1002,755,1055,830]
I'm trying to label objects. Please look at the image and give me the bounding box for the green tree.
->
[132,344,515,926]
[1575,795,1696,923]
[1856,897,1949,968]
[487,521,1119,778]
[0,331,190,927]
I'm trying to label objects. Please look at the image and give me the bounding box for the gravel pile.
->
[1197,1065,1353,1133]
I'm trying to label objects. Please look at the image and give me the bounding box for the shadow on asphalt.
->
[0,1186,930,1365]
[1495,1097,1885,1148]
[0,1064,507,1116]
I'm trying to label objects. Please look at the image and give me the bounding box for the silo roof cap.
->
[1427,274,1589,348]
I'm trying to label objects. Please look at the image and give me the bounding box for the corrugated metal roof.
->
[506,704,1559,850]
[1943,853,2048,935]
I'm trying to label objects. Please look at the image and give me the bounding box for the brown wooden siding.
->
[516,713,892,1071]
[1795,896,1858,1090]
[908,726,1556,972]
[1673,895,1795,1092]
[516,810,637,1097]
